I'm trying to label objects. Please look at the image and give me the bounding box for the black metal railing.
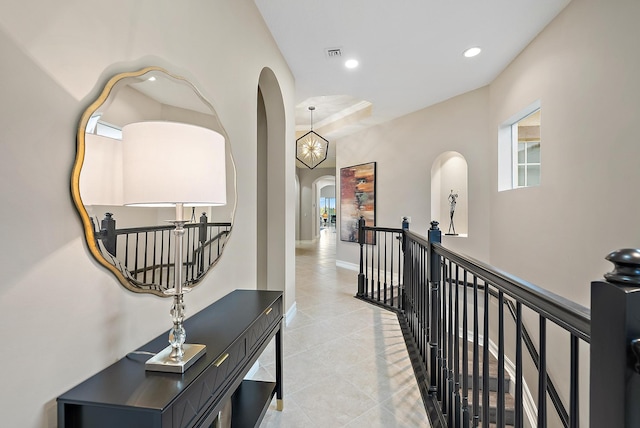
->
[356,216,407,310]
[93,212,231,291]
[419,222,590,428]
[357,219,640,427]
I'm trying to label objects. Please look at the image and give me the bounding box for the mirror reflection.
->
[72,67,236,296]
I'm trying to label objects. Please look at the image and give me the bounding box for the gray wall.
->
[336,86,491,265]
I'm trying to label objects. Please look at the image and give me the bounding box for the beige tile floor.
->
[249,226,430,427]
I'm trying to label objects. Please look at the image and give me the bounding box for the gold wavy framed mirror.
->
[71,66,236,296]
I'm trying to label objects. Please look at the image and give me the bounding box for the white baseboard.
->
[336,260,359,271]
[285,301,297,326]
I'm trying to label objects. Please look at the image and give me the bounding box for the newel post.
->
[100,213,117,257]
[590,249,640,428]
[427,221,441,392]
[427,221,441,283]
[401,217,409,252]
[357,216,366,297]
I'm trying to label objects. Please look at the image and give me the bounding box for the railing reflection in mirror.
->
[91,212,231,292]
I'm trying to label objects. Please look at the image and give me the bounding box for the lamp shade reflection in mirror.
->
[72,67,236,296]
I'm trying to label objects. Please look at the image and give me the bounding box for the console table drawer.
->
[172,337,247,428]
[247,295,283,353]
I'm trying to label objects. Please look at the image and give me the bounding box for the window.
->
[498,101,541,191]
[319,196,336,224]
[513,109,541,187]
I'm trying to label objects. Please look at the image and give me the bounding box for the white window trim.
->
[498,100,541,192]
[96,120,123,140]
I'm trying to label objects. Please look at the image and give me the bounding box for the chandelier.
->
[296,106,329,169]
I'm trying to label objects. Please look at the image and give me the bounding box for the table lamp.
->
[122,121,226,373]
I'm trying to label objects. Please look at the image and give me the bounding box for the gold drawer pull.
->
[213,353,229,367]
[265,307,273,316]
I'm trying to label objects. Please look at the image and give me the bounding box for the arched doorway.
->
[257,68,288,293]
[313,176,336,239]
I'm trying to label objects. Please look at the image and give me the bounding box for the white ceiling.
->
[254,0,571,167]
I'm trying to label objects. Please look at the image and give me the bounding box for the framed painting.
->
[340,162,376,243]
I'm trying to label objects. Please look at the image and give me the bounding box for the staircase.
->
[461,343,516,427]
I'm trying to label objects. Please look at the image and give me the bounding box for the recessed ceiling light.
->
[345,59,359,69]
[148,76,157,82]
[463,47,482,58]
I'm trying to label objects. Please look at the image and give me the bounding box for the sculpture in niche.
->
[71,67,236,296]
[447,189,458,236]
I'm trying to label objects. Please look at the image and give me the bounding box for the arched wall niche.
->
[431,151,469,237]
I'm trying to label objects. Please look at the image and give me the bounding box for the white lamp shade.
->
[122,121,226,207]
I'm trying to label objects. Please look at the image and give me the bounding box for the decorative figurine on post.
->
[446,190,459,236]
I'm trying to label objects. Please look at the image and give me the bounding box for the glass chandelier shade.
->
[296,106,329,169]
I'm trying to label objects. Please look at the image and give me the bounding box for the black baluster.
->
[538,317,547,428]
[570,334,579,428]
[377,231,381,302]
[367,228,372,298]
[134,233,140,282]
[151,231,157,284]
[186,225,193,282]
[454,264,461,428]
[497,291,505,428]
[142,232,149,283]
[158,230,164,285]
[124,234,130,274]
[483,282,490,427]
[441,256,448,419]
[167,230,172,288]
[424,241,430,359]
[448,259,454,427]
[472,276,479,428]
[427,221,442,392]
[434,260,446,401]
[199,212,207,275]
[390,231,395,308]
[516,302,523,428]
[398,230,402,308]
[462,270,469,428]
[357,216,365,296]
[384,232,388,304]
[370,230,375,298]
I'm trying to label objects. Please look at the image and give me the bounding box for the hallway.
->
[253,228,430,427]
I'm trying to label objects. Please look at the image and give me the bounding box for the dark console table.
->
[58,290,283,428]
